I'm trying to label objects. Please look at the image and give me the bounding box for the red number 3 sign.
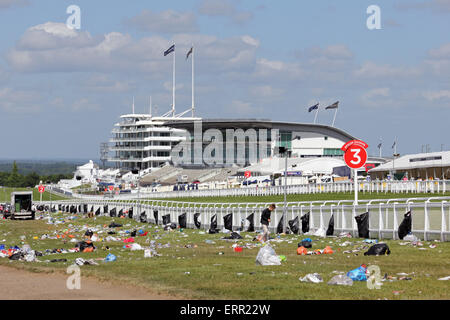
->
[341,140,368,169]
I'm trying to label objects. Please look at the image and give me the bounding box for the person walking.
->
[258,204,276,243]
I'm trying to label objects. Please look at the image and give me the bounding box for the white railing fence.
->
[38,196,450,242]
[67,180,450,200]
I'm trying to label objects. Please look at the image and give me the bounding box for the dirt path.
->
[0,265,179,300]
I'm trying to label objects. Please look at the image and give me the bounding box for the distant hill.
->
[0,161,85,176]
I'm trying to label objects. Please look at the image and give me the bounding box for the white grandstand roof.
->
[369,151,450,172]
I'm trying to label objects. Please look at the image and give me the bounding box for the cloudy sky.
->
[0,0,449,160]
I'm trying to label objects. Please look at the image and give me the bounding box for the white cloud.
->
[0,87,42,113]
[125,9,198,33]
[250,85,285,98]
[229,100,262,116]
[423,90,450,101]
[198,0,253,25]
[0,0,28,9]
[354,61,421,79]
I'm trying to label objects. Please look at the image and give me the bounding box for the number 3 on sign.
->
[349,148,361,165]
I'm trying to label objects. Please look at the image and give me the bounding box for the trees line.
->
[0,161,72,188]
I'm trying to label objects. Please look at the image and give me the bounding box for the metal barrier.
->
[38,196,450,242]
[68,180,450,200]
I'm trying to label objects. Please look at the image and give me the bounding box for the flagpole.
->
[331,108,338,127]
[172,43,176,117]
[314,108,319,124]
[192,45,195,117]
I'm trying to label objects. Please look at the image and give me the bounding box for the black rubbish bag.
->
[288,216,299,234]
[84,204,88,213]
[78,205,82,213]
[222,231,243,239]
[153,210,158,224]
[246,213,255,232]
[128,208,133,219]
[108,222,122,228]
[194,213,201,229]
[398,211,412,240]
[90,206,94,213]
[364,243,391,256]
[95,207,100,216]
[65,205,70,212]
[209,214,218,233]
[9,252,23,260]
[85,229,93,238]
[179,213,187,228]
[162,214,171,225]
[301,212,310,233]
[276,215,284,234]
[110,208,117,217]
[223,213,233,231]
[118,209,124,217]
[298,240,312,249]
[103,205,108,214]
[355,211,370,238]
[130,230,137,237]
[326,214,335,236]
[140,211,147,223]
[58,204,62,211]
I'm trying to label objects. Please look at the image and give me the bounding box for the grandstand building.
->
[108,114,200,171]
[166,119,358,167]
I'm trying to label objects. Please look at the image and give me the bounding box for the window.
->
[323,148,344,156]
[324,136,328,140]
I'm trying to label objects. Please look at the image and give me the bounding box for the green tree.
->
[6,161,22,187]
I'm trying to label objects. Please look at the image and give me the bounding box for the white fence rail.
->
[67,180,450,200]
[39,196,450,242]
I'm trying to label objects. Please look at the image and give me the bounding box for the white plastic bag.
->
[313,228,326,237]
[327,274,353,286]
[130,243,143,251]
[255,244,281,266]
[299,273,323,283]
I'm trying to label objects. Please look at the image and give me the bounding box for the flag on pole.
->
[392,141,396,149]
[164,44,175,56]
[377,142,382,149]
[325,101,339,109]
[308,103,319,112]
[186,47,193,60]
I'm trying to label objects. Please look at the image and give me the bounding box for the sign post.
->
[38,184,45,203]
[341,140,369,205]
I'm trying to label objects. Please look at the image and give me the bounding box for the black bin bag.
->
[301,212,310,234]
[326,214,335,236]
[109,208,116,217]
[140,211,147,223]
[223,213,233,231]
[277,215,284,234]
[118,209,124,217]
[209,214,218,234]
[194,212,201,229]
[90,206,94,213]
[103,205,108,214]
[128,208,133,219]
[162,214,171,225]
[153,210,159,224]
[398,211,412,240]
[95,207,100,216]
[246,213,255,232]
[288,216,299,234]
[364,243,391,256]
[355,211,370,238]
[178,213,187,228]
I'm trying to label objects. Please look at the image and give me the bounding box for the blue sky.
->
[0,0,449,160]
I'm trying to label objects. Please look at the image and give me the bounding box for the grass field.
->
[0,211,449,300]
[0,187,68,202]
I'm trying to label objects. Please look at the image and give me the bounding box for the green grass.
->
[0,212,449,300]
[0,187,69,202]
